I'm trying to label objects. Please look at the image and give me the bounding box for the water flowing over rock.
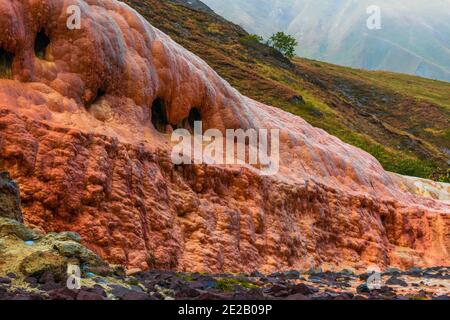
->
[0,0,448,273]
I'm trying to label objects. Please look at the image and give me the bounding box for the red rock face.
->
[0,0,448,272]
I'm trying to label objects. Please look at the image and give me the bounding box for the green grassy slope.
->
[125,0,449,182]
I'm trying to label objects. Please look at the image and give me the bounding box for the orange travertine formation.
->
[0,0,448,272]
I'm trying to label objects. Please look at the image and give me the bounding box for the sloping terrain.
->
[0,0,448,276]
[127,0,449,182]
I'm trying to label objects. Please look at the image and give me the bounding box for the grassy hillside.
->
[125,0,449,182]
[202,0,450,82]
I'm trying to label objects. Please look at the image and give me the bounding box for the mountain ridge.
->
[202,0,450,82]
[131,0,450,182]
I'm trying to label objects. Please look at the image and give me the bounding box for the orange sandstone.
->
[0,0,448,272]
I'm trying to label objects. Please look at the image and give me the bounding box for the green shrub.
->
[268,32,298,58]
[213,277,260,291]
[240,34,263,46]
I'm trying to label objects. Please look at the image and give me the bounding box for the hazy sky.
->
[202,0,450,81]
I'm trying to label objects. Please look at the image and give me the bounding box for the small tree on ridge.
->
[269,32,298,59]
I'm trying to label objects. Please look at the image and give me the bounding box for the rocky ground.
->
[1,172,449,300]
[0,216,448,300]
[1,264,449,300]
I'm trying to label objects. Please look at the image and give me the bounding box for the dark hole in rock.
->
[85,89,106,109]
[0,48,14,79]
[151,98,169,133]
[86,89,106,109]
[89,89,113,122]
[381,215,387,226]
[35,30,50,60]
[188,107,202,130]
[93,89,106,104]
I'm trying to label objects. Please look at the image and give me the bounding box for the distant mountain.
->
[202,0,450,82]
[168,0,214,13]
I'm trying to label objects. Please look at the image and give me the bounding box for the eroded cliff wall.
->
[0,0,448,272]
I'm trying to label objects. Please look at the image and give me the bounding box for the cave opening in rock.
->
[0,48,14,79]
[188,107,202,131]
[34,30,50,59]
[380,215,387,226]
[93,89,106,104]
[151,98,169,133]
[85,88,106,109]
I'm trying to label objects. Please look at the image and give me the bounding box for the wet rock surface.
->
[0,208,448,301]
[0,172,22,222]
[1,266,449,300]
[0,0,448,274]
